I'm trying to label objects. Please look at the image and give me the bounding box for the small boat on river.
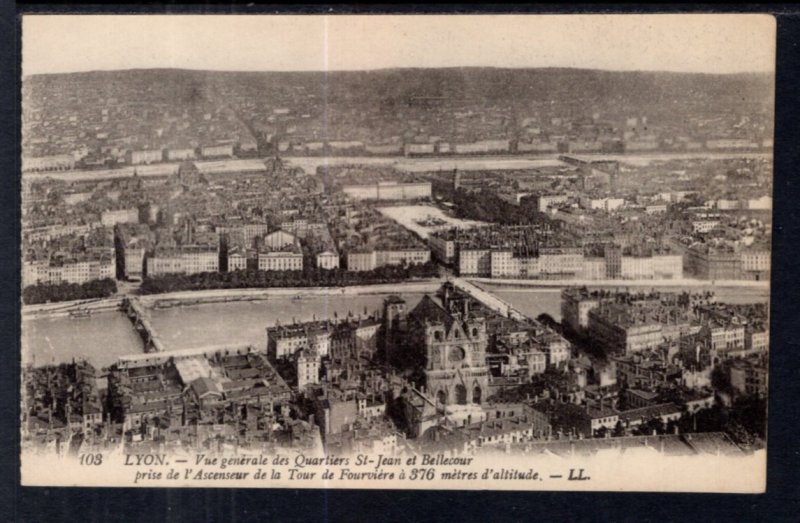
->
[68,308,92,319]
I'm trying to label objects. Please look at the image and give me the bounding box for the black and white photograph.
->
[19,14,775,492]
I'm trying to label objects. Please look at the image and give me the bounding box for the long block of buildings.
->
[23,227,116,286]
[561,287,769,358]
[23,255,115,286]
[146,245,219,277]
[686,243,770,281]
[431,228,683,280]
[346,248,431,272]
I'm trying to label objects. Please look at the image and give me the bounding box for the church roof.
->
[409,294,454,329]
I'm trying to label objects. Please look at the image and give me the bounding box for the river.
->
[21,284,769,370]
[22,151,772,182]
[22,311,144,369]
[483,283,770,322]
[149,293,427,352]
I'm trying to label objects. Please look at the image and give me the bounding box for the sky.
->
[22,14,776,76]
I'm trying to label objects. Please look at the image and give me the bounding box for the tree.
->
[139,262,439,295]
[711,363,733,395]
[22,278,117,305]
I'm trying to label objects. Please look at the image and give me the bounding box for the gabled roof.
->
[409,294,453,330]
[190,377,222,398]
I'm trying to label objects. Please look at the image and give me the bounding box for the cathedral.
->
[383,283,490,407]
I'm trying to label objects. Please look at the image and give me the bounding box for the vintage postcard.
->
[20,14,774,492]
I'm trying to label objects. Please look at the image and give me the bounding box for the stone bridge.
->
[122,296,166,353]
[451,278,528,321]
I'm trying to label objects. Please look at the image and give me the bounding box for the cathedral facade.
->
[384,289,490,407]
[423,311,490,407]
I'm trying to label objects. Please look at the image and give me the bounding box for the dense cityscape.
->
[22,67,771,462]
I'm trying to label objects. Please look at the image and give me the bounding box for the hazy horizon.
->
[23,14,776,76]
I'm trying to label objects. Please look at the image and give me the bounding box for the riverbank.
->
[23,151,773,182]
[138,279,442,303]
[22,297,124,318]
[22,275,769,318]
[470,277,770,290]
[22,279,445,318]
